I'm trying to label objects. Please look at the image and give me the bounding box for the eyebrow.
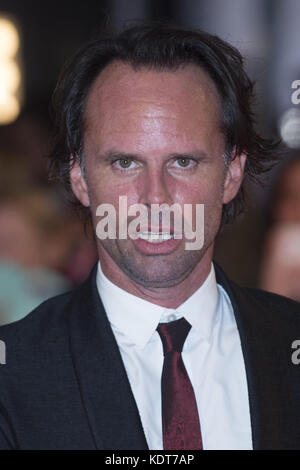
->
[98,150,209,162]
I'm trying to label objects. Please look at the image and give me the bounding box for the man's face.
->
[71,62,245,288]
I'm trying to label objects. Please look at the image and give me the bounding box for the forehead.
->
[83,61,223,154]
[85,60,221,117]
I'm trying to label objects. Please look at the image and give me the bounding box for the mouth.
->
[137,231,175,243]
[132,228,181,255]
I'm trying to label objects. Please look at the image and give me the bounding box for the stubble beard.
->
[96,211,220,289]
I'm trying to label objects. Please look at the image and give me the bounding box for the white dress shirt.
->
[96,260,253,450]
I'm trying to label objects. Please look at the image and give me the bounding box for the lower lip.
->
[132,236,181,255]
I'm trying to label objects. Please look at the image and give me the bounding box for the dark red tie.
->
[157,317,203,450]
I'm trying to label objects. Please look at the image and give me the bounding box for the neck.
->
[98,246,214,309]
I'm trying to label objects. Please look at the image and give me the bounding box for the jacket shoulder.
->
[242,285,300,312]
[230,282,300,326]
[214,262,300,326]
[0,287,77,355]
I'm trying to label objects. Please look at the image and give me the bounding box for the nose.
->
[138,166,173,208]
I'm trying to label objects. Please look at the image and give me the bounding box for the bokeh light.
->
[0,18,19,58]
[0,16,21,125]
[279,108,300,149]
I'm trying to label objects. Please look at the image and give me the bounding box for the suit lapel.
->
[215,263,296,449]
[68,265,148,450]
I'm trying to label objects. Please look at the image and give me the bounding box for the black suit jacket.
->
[0,262,300,449]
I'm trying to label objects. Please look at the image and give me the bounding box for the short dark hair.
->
[49,21,280,224]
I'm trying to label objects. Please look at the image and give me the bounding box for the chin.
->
[120,250,204,288]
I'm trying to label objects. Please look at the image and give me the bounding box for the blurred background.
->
[1,0,300,325]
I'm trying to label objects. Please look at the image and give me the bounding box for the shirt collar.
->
[96,260,219,349]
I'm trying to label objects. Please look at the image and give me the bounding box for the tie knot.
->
[157,317,191,355]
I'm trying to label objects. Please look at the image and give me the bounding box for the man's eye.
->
[113,158,136,170]
[119,158,132,168]
[174,157,195,168]
[177,158,190,167]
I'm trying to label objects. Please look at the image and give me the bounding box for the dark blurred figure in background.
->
[260,153,300,301]
[0,149,97,325]
[0,185,67,324]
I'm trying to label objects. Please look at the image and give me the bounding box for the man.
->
[0,23,300,450]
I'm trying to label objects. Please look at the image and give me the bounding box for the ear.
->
[223,152,247,204]
[69,158,90,207]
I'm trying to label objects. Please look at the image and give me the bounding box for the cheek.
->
[87,174,141,219]
[174,171,224,206]
[187,175,225,232]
